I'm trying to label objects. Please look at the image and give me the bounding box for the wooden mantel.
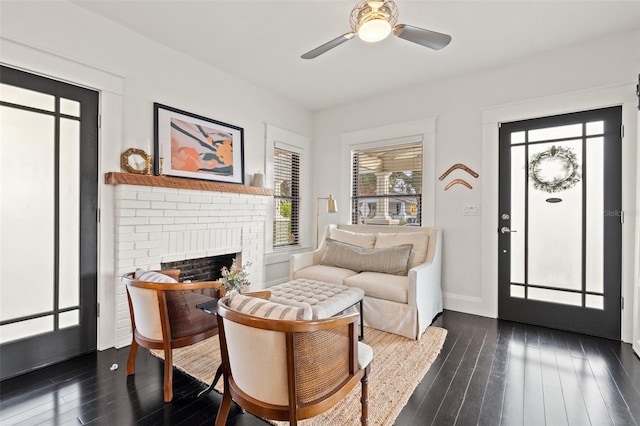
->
[104,172,273,196]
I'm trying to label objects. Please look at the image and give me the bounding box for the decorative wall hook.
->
[439,163,479,181]
[444,179,473,191]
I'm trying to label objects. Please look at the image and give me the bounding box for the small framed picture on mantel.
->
[153,103,245,184]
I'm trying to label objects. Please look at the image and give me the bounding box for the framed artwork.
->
[153,103,245,184]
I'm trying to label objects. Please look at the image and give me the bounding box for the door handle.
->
[500,227,517,234]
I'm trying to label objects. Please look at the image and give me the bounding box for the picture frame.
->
[153,103,245,184]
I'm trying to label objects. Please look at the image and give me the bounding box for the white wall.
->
[0,0,313,350]
[313,30,640,342]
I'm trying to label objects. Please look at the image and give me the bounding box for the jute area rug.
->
[152,326,447,425]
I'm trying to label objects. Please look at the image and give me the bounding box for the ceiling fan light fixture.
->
[301,0,451,59]
[358,18,391,42]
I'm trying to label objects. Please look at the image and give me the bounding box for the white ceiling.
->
[72,0,640,111]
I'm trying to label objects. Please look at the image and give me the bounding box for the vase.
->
[224,287,240,300]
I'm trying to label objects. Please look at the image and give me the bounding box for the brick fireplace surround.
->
[107,172,272,347]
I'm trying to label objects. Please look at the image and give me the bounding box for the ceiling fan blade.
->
[301,32,356,59]
[393,24,452,50]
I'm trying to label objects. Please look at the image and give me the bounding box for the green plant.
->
[279,200,292,218]
[220,259,251,292]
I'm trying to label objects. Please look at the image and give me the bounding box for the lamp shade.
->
[327,194,338,213]
[316,194,339,247]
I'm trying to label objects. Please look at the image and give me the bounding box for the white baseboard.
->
[443,292,496,318]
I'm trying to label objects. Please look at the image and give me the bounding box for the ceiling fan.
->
[301,0,452,59]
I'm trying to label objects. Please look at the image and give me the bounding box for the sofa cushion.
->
[329,228,376,248]
[344,272,409,304]
[375,232,430,269]
[293,264,358,284]
[321,239,412,276]
[228,294,312,320]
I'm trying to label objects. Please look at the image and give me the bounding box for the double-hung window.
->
[351,142,423,226]
[273,147,300,247]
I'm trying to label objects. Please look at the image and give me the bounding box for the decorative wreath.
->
[528,145,581,193]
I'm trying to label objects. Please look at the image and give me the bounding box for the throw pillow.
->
[329,228,376,248]
[228,294,313,321]
[134,269,178,283]
[321,239,413,276]
[375,232,430,269]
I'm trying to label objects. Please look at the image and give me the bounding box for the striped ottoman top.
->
[269,278,364,319]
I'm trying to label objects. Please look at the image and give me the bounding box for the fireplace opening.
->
[161,253,236,282]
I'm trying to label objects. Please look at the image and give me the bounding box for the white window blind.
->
[352,142,423,225]
[273,147,300,247]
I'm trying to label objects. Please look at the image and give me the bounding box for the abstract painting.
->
[154,103,244,184]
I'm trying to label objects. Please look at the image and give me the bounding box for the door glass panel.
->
[528,288,582,306]
[586,295,604,310]
[59,119,80,309]
[586,137,604,294]
[511,131,525,144]
[586,121,604,136]
[59,310,79,329]
[510,146,525,283]
[511,285,525,298]
[528,123,582,142]
[0,107,55,320]
[0,316,53,344]
[0,83,55,112]
[60,98,80,117]
[528,140,582,291]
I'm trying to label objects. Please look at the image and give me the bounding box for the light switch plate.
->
[463,205,480,216]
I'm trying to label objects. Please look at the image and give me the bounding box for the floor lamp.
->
[316,194,338,247]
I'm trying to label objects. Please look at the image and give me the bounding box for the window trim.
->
[340,118,436,226]
[265,124,311,254]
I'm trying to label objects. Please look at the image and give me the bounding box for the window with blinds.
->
[273,147,300,247]
[352,142,422,226]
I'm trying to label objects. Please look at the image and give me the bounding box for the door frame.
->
[480,83,637,343]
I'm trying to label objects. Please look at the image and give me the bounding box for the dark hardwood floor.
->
[1,310,639,425]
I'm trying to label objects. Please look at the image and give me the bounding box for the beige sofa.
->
[290,224,443,339]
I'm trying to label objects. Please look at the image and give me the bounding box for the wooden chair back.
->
[215,300,370,425]
[122,270,223,402]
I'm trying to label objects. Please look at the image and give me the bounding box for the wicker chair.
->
[215,299,373,425]
[122,270,223,402]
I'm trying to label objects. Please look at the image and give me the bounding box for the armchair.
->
[122,270,224,402]
[215,296,373,425]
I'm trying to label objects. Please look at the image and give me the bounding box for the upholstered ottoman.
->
[269,278,365,338]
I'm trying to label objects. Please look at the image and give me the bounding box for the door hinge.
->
[97,302,101,317]
[98,114,102,129]
[97,208,101,223]
[621,210,625,224]
[621,297,624,310]
[621,124,624,138]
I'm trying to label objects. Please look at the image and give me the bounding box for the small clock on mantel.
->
[121,148,151,175]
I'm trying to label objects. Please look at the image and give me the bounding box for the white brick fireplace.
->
[110,175,270,347]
